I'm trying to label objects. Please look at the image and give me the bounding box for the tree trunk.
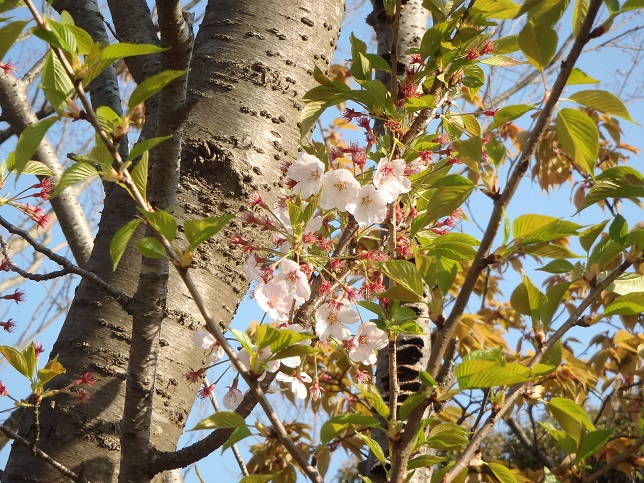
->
[2,0,344,481]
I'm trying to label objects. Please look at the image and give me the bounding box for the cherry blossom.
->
[222,379,244,409]
[276,370,312,399]
[315,300,359,341]
[244,254,264,282]
[254,280,293,319]
[349,322,388,365]
[373,157,411,202]
[320,169,361,211]
[346,184,388,226]
[273,259,310,304]
[193,328,225,363]
[287,152,325,198]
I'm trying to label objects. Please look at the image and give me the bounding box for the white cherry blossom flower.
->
[287,152,325,198]
[245,254,263,282]
[276,370,312,399]
[349,322,388,365]
[222,379,244,410]
[193,328,225,363]
[320,169,361,211]
[373,157,411,202]
[315,300,359,341]
[346,184,388,226]
[274,259,310,303]
[254,280,293,320]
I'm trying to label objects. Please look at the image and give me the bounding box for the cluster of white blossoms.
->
[288,152,411,226]
[192,150,422,405]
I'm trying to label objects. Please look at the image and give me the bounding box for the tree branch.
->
[506,416,554,470]
[0,424,90,483]
[0,214,132,310]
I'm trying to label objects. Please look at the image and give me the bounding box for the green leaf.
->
[479,55,525,66]
[419,370,437,387]
[579,180,644,212]
[578,429,612,460]
[184,214,235,250]
[608,214,628,245]
[355,434,386,465]
[128,70,187,110]
[13,117,58,179]
[320,414,382,444]
[542,340,564,368]
[518,23,558,71]
[271,344,317,360]
[0,345,31,379]
[50,162,99,198]
[546,397,595,440]
[605,292,644,316]
[622,0,644,11]
[579,220,609,251]
[462,65,485,88]
[21,344,37,382]
[222,425,252,452]
[540,421,578,455]
[0,20,27,61]
[408,454,446,470]
[463,346,504,362]
[230,328,253,354]
[128,135,172,161]
[572,0,589,38]
[537,259,575,274]
[110,218,141,271]
[134,237,167,259]
[377,260,424,301]
[191,411,247,430]
[456,360,533,389]
[513,215,583,245]
[41,51,75,116]
[541,284,571,329]
[35,357,66,388]
[556,108,599,176]
[267,327,314,352]
[143,210,176,242]
[399,391,429,420]
[488,463,517,483]
[608,273,644,296]
[569,90,636,123]
[492,34,520,54]
[100,42,166,61]
[453,136,482,168]
[566,68,599,85]
[488,104,534,131]
[130,151,148,201]
[355,384,390,419]
[427,423,469,450]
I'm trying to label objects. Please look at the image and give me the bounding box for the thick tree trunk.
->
[2,1,344,482]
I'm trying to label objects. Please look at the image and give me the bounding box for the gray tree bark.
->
[1,0,344,481]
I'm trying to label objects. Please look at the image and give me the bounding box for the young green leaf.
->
[518,23,557,71]
[13,117,58,179]
[128,136,172,161]
[222,425,252,453]
[568,89,637,123]
[488,463,517,483]
[184,214,235,250]
[110,218,142,271]
[0,345,31,380]
[355,384,390,419]
[143,210,177,242]
[134,237,167,259]
[0,21,28,61]
[50,162,99,199]
[604,292,644,316]
[355,434,386,465]
[190,411,247,430]
[130,151,149,201]
[128,70,187,110]
[488,104,534,131]
[556,108,599,176]
[566,68,599,85]
[572,0,589,38]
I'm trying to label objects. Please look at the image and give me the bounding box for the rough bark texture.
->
[2,0,344,481]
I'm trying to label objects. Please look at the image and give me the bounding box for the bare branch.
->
[582,434,644,483]
[0,424,90,483]
[0,214,132,310]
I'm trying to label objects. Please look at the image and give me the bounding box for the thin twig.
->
[0,423,91,483]
[0,215,132,310]
[202,376,249,477]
